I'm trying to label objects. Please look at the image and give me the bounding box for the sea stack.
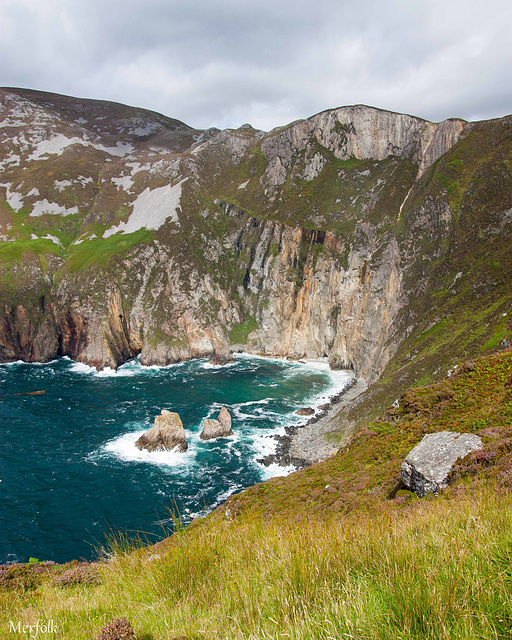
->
[200,407,233,440]
[135,410,188,452]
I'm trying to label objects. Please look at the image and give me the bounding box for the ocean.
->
[0,353,351,563]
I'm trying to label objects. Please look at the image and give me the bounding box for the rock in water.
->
[200,408,233,440]
[296,407,315,416]
[135,410,188,452]
[218,406,232,431]
[401,431,482,497]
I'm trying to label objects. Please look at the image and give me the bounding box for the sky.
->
[1,0,511,131]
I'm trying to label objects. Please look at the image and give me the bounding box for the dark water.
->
[0,354,350,563]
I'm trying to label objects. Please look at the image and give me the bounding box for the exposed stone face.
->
[209,351,234,366]
[401,431,483,497]
[201,408,233,440]
[261,105,466,174]
[217,407,232,431]
[234,220,404,381]
[0,87,504,388]
[135,410,188,452]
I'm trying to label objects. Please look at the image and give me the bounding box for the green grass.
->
[483,316,509,351]
[65,229,153,271]
[227,350,512,518]
[228,315,258,344]
[415,317,449,342]
[0,238,61,262]
[3,486,512,639]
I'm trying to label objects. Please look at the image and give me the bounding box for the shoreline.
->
[259,376,367,469]
[3,352,359,469]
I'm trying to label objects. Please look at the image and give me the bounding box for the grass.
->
[2,350,512,639]
[0,238,61,261]
[65,229,153,271]
[225,350,512,519]
[228,315,258,344]
[2,486,512,639]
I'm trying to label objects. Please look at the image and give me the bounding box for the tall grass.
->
[2,484,512,639]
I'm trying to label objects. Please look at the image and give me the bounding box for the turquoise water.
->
[0,354,351,563]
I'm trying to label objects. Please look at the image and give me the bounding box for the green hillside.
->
[2,349,512,640]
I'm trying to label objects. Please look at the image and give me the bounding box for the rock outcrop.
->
[401,431,483,497]
[209,351,234,366]
[200,408,233,440]
[135,411,188,452]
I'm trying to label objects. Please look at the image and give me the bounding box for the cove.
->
[0,354,351,563]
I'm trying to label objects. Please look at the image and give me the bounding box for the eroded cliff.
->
[0,88,510,388]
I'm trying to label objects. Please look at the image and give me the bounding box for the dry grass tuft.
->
[93,617,136,640]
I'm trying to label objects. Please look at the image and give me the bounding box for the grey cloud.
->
[1,0,511,130]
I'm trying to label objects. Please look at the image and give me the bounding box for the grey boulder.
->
[401,431,482,497]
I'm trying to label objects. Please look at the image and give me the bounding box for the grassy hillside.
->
[223,349,512,518]
[2,349,512,640]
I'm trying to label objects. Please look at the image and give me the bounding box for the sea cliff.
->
[0,89,510,404]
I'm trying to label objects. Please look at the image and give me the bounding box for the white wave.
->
[260,462,295,480]
[65,356,185,377]
[198,359,237,370]
[231,398,271,408]
[234,352,353,410]
[140,361,181,370]
[96,431,197,468]
[94,365,137,377]
[0,358,59,368]
[231,409,264,421]
[0,359,26,367]
[251,432,280,456]
[300,368,353,412]
[67,360,98,374]
[188,482,244,520]
[233,352,287,365]
[68,351,351,487]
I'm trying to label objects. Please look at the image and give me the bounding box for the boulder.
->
[200,408,233,440]
[296,407,315,416]
[401,431,482,497]
[135,410,188,452]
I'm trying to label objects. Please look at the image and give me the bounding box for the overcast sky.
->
[1,0,511,130]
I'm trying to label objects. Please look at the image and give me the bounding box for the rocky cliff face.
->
[0,87,510,385]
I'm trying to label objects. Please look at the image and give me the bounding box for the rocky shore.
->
[259,376,367,469]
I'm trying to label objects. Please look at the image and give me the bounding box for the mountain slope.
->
[0,88,510,411]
